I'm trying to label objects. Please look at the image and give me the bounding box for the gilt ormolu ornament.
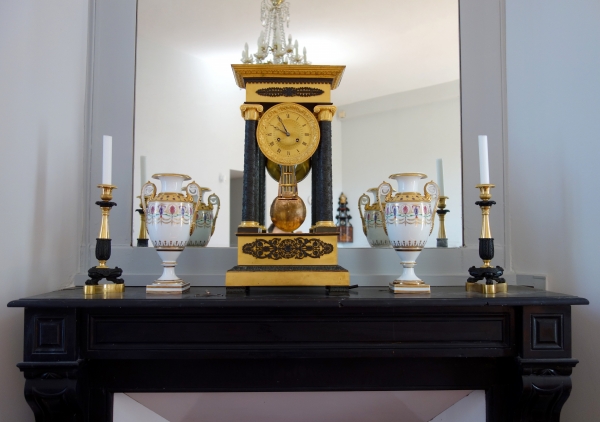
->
[226,65,348,291]
[226,0,348,292]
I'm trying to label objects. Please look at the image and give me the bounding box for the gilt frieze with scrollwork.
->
[242,237,334,260]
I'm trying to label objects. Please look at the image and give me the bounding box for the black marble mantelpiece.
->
[9,286,588,422]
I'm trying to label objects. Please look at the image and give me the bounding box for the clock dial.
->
[257,103,320,166]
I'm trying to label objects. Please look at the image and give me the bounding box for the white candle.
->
[102,135,112,185]
[242,42,249,60]
[140,155,147,186]
[436,158,445,196]
[478,135,490,184]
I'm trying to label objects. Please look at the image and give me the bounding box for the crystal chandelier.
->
[241,0,310,65]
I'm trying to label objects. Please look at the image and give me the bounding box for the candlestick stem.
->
[476,183,494,240]
[136,195,149,247]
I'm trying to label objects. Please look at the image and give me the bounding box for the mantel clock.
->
[226,64,350,292]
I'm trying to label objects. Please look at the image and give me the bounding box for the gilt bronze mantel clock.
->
[225,64,350,292]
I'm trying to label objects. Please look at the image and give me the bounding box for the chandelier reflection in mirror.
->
[241,0,310,65]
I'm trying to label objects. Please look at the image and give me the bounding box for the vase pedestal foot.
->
[146,280,191,294]
[389,280,431,294]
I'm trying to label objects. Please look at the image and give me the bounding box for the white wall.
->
[339,81,463,248]
[134,36,245,247]
[0,0,88,419]
[505,0,600,420]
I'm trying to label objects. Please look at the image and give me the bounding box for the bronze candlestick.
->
[136,195,149,247]
[84,184,125,295]
[466,184,506,294]
[436,196,449,247]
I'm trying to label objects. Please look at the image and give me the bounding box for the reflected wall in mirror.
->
[133,0,462,248]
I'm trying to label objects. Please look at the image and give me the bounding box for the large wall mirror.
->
[132,0,463,249]
[82,0,506,285]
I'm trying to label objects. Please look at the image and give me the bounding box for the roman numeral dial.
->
[256,103,320,166]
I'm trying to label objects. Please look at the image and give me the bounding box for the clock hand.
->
[269,124,287,135]
[277,116,290,136]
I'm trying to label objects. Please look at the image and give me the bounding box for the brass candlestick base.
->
[436,196,450,247]
[85,184,125,295]
[466,184,506,294]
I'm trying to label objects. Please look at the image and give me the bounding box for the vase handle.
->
[377,181,393,235]
[207,193,221,236]
[358,194,370,236]
[140,182,157,214]
[423,180,440,236]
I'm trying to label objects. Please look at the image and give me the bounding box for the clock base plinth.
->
[225,265,350,288]
[228,232,349,290]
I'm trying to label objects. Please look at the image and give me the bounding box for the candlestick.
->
[466,184,506,294]
[85,184,125,295]
[478,135,489,184]
[436,158,445,196]
[136,195,149,247]
[102,135,112,185]
[436,196,449,247]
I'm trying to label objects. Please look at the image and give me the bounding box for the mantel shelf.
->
[9,285,588,421]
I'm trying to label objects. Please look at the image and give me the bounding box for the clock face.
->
[256,103,320,166]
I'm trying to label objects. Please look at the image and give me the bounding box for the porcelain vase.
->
[358,187,391,248]
[141,173,204,294]
[187,186,220,247]
[378,173,439,293]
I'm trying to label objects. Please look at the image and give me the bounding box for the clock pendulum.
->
[270,164,306,232]
[226,64,350,293]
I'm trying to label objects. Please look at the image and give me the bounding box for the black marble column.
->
[257,149,266,228]
[312,106,337,232]
[310,147,323,228]
[241,119,260,231]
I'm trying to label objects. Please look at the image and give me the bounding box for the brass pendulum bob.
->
[270,164,306,232]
